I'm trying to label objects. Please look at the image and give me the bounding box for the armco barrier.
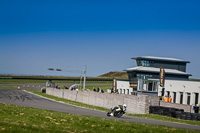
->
[46,87,160,114]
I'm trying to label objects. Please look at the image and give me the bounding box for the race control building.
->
[116,56,200,106]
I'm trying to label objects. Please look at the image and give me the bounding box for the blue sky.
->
[0,0,200,78]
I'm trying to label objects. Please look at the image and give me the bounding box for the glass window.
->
[167,91,170,97]
[180,92,183,104]
[195,93,199,105]
[147,81,153,91]
[141,60,150,67]
[137,60,142,66]
[187,93,191,105]
[173,92,176,103]
[153,82,158,91]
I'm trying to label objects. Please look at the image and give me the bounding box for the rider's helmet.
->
[123,104,127,109]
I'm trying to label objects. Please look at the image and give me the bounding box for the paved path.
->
[0,89,200,130]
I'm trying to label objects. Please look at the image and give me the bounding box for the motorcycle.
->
[107,108,125,118]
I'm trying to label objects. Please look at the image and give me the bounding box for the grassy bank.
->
[0,103,199,133]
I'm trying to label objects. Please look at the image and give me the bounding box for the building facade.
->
[117,56,200,106]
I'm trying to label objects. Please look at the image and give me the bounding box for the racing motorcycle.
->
[107,108,125,118]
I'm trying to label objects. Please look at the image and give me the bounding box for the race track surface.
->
[1,89,200,130]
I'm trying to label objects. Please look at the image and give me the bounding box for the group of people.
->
[46,80,55,88]
[55,85,60,89]
[163,95,172,103]
[93,87,104,93]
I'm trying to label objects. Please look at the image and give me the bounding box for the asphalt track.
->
[1,89,200,130]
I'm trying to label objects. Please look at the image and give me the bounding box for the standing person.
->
[101,89,104,93]
[111,88,114,93]
[93,87,96,92]
[168,95,172,103]
[163,95,168,102]
[99,88,102,93]
[97,87,100,92]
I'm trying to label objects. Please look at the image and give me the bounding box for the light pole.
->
[80,71,83,90]
[83,65,87,91]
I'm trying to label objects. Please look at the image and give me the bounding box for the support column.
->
[183,92,187,105]
[190,92,195,105]
[170,91,174,103]
[164,91,168,97]
[176,92,180,104]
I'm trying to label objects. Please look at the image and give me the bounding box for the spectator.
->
[51,82,55,88]
[168,95,172,103]
[99,88,104,93]
[163,95,168,102]
[93,87,96,92]
[97,87,100,92]
[111,88,114,93]
[64,86,68,89]
[46,80,52,87]
[55,85,58,89]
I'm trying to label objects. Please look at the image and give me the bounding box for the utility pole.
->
[83,65,87,91]
[80,71,83,90]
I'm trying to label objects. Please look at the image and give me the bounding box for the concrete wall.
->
[46,88,160,114]
[160,101,191,112]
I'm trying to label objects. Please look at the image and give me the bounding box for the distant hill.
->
[98,71,128,79]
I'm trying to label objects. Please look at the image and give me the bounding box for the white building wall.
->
[116,80,132,95]
[117,79,200,106]
[158,80,200,106]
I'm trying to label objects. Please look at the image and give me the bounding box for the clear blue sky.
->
[0,0,200,78]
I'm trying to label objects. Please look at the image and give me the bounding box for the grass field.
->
[0,103,199,133]
[0,79,112,84]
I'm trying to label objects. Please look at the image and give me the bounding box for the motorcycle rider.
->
[110,104,127,116]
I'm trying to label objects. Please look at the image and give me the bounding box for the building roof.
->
[125,66,192,76]
[131,56,190,63]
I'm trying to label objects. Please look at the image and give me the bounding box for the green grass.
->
[0,79,112,84]
[0,103,199,133]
